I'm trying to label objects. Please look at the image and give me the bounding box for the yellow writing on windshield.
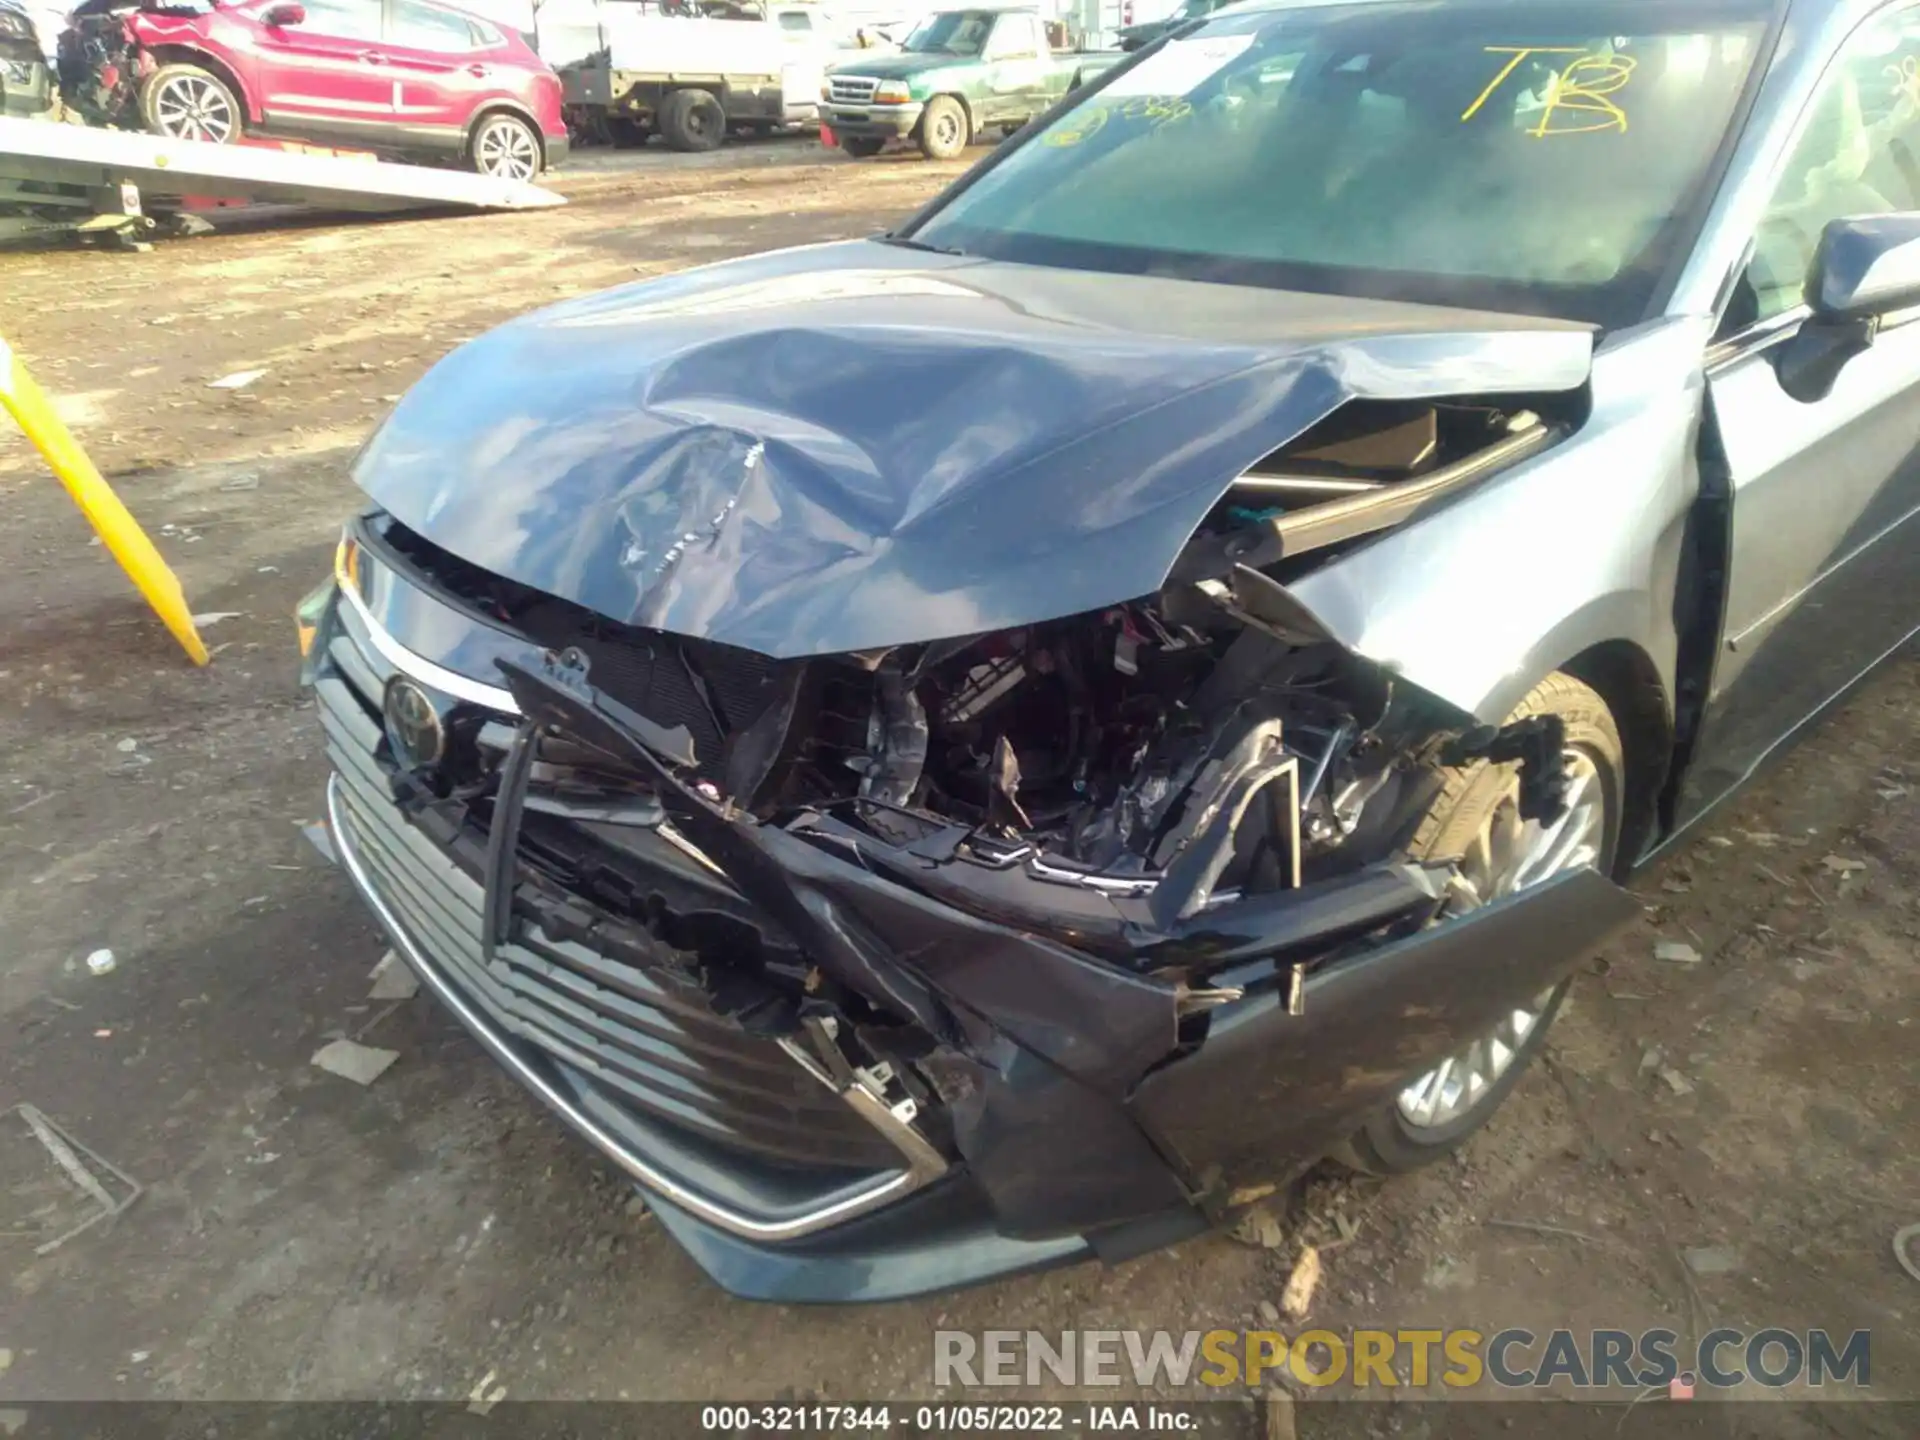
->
[1463,45,1635,136]
[1042,94,1193,146]
[1118,94,1194,123]
[1887,55,1920,108]
[1532,52,1635,134]
[1461,46,1583,121]
[1045,103,1110,145]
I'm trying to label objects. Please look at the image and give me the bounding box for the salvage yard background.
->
[2,143,1917,1415]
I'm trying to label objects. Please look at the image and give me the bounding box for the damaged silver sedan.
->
[298,0,1920,1298]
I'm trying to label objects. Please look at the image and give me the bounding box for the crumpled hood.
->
[355,240,1592,658]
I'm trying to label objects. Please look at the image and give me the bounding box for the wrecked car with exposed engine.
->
[297,0,1920,1299]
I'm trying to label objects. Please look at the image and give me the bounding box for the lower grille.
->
[316,645,904,1174]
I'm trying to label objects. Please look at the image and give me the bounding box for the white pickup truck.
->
[542,0,884,151]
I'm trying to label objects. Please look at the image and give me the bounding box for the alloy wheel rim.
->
[155,75,234,143]
[1395,748,1606,1132]
[934,112,960,146]
[477,121,538,179]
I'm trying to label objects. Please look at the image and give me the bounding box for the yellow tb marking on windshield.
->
[1463,46,1635,135]
[1531,52,1635,134]
[1461,46,1583,121]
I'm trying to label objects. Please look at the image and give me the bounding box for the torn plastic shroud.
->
[350,241,1593,662]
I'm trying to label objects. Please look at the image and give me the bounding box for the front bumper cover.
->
[315,556,1641,1299]
[822,101,923,138]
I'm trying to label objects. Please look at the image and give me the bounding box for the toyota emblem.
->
[382,675,446,772]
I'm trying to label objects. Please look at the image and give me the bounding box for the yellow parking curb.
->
[0,334,209,666]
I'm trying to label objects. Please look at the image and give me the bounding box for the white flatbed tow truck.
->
[0,114,563,245]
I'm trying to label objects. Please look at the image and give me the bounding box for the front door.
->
[1684,4,1920,819]
[250,0,393,142]
[982,11,1047,124]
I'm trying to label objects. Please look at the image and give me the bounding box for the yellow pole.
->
[0,333,209,666]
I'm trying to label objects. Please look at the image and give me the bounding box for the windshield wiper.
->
[878,234,966,256]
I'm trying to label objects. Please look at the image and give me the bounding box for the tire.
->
[916,94,968,159]
[1332,671,1625,1175]
[840,135,885,158]
[606,117,650,149]
[658,88,726,152]
[469,111,543,179]
[140,63,240,145]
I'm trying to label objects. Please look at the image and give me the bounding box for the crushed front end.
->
[56,1,144,128]
[302,478,1637,1301]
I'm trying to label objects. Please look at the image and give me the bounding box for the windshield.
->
[902,9,995,54]
[911,0,1770,325]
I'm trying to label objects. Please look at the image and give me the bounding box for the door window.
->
[1740,7,1920,323]
[777,9,812,30]
[293,0,383,41]
[989,13,1039,58]
[390,0,479,49]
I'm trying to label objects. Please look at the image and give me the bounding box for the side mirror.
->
[1776,213,1920,402]
[263,2,307,25]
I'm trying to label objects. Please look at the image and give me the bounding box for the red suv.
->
[59,0,567,178]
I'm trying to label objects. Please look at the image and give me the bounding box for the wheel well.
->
[1559,640,1673,874]
[917,91,972,136]
[467,102,545,161]
[146,46,254,124]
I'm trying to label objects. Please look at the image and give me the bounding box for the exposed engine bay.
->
[363,390,1580,985]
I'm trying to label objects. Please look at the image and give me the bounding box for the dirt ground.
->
[1,138,1917,1422]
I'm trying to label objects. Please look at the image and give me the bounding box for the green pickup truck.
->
[820,8,1121,160]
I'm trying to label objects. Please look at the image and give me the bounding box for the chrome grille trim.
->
[828,74,880,103]
[317,587,951,1239]
[329,775,947,1240]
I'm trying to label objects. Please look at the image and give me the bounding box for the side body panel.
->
[1681,320,1920,820]
[1663,0,1920,825]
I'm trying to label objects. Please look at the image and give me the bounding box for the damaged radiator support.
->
[1145,721,1299,928]
[488,650,1458,994]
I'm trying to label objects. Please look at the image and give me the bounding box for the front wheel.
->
[916,94,968,159]
[469,112,543,179]
[141,64,240,145]
[1332,671,1624,1174]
